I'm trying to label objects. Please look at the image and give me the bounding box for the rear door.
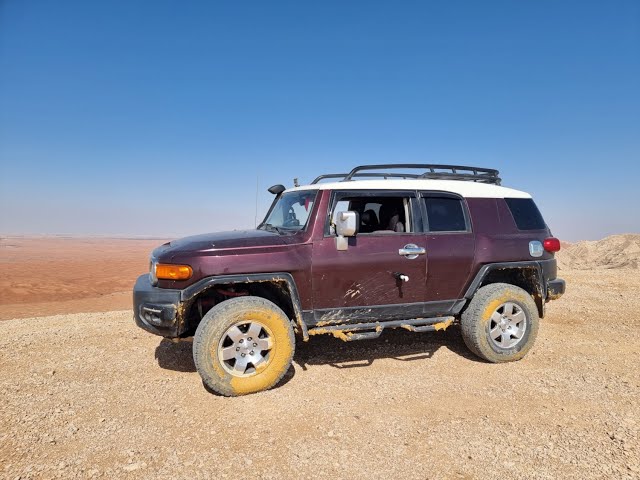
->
[310,190,427,325]
[420,192,475,305]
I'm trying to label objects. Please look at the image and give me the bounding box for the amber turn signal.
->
[155,263,193,280]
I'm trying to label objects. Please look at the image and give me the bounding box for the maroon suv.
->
[134,164,565,396]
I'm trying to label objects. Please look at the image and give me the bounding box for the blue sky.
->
[0,0,638,241]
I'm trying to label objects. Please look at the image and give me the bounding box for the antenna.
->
[254,175,259,228]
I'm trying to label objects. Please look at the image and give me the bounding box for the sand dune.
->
[557,233,640,270]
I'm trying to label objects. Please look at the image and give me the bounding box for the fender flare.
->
[463,261,546,317]
[181,272,308,341]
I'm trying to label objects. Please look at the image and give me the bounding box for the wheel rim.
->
[217,321,274,377]
[488,302,528,349]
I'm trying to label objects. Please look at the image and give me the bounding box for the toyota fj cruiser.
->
[134,164,565,396]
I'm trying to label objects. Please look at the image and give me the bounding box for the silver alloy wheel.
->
[488,302,527,349]
[217,321,274,377]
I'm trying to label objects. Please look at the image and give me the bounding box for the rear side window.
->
[505,198,546,230]
[424,197,467,232]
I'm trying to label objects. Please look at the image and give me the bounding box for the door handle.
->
[398,244,426,259]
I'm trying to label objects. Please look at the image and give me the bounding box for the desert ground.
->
[1,235,639,479]
[0,237,167,320]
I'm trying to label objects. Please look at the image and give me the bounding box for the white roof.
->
[287,179,531,199]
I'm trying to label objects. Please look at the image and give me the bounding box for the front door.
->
[310,190,427,325]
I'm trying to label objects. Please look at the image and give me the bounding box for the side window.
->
[504,198,546,230]
[331,194,413,234]
[424,196,467,232]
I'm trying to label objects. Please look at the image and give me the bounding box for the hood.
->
[152,230,286,261]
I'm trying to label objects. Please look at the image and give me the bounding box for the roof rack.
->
[311,164,500,185]
[311,172,421,184]
[338,164,501,185]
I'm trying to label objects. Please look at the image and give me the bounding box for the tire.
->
[193,296,295,396]
[461,283,539,363]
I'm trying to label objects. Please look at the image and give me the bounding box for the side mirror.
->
[333,210,359,251]
[268,184,286,195]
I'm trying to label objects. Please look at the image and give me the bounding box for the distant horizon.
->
[2,231,639,244]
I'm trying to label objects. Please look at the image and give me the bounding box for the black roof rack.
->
[311,164,501,185]
[310,164,501,185]
[311,172,421,184]
[347,164,500,185]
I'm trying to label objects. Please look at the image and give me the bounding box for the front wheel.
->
[461,283,539,363]
[193,296,295,396]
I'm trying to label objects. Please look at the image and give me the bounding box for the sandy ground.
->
[0,237,170,320]
[1,265,639,479]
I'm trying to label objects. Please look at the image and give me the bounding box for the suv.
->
[133,164,565,396]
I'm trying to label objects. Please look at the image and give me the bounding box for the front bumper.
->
[547,278,566,301]
[133,274,184,337]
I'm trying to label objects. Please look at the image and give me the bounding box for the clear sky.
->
[1,0,638,241]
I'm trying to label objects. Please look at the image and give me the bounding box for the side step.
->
[307,316,455,342]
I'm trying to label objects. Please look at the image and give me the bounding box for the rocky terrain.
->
[1,235,639,479]
[557,234,640,270]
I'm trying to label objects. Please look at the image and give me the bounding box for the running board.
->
[307,316,455,342]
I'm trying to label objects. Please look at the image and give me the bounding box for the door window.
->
[331,194,414,234]
[423,196,468,232]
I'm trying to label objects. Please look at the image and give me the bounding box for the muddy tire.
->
[193,296,295,396]
[461,283,539,363]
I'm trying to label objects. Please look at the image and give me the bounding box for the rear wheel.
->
[193,296,295,396]
[461,283,539,363]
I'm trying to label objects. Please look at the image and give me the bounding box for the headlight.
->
[149,258,158,285]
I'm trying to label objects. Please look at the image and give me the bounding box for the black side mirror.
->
[268,184,286,195]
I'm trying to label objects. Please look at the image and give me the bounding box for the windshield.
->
[259,190,317,233]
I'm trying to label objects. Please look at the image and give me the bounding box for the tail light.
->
[543,237,561,252]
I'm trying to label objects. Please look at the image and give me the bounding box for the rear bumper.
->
[133,274,184,338]
[547,278,566,301]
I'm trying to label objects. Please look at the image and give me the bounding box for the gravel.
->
[1,269,638,479]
